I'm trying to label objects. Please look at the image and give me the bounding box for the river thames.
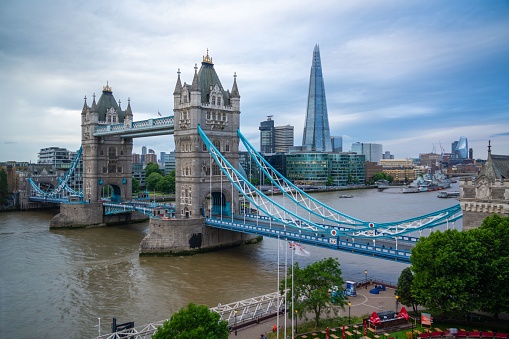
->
[0,183,461,338]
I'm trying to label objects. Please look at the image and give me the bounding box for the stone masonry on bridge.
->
[460,142,509,230]
[172,50,241,219]
[81,83,133,204]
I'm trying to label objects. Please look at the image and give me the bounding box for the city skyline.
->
[1,0,508,161]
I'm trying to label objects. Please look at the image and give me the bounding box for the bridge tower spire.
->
[173,50,241,219]
[81,83,133,204]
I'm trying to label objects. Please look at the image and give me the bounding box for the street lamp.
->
[395,295,399,313]
[295,309,299,334]
[364,270,368,289]
[348,302,352,324]
[234,310,238,336]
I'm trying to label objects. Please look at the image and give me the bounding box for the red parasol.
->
[398,306,410,320]
[369,311,382,325]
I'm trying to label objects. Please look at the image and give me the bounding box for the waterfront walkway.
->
[230,283,399,338]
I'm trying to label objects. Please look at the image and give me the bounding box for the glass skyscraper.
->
[302,45,332,152]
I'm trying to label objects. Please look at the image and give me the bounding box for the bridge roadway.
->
[205,214,414,263]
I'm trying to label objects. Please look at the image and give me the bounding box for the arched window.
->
[213,140,221,151]
[217,97,221,106]
[211,96,216,105]
[225,144,230,152]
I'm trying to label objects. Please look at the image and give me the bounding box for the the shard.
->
[302,44,332,152]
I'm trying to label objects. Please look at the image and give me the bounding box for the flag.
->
[158,111,162,116]
[369,311,382,325]
[293,243,311,257]
[342,325,346,339]
[363,320,367,336]
[398,306,409,320]
[326,327,330,339]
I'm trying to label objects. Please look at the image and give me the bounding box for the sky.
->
[1,0,508,162]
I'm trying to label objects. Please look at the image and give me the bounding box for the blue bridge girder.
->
[205,216,412,263]
[93,116,175,138]
[103,202,176,217]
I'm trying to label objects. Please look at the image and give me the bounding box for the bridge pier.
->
[50,203,147,228]
[139,217,261,255]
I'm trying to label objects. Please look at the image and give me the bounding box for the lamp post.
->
[364,270,368,289]
[295,309,298,335]
[348,302,352,324]
[234,310,238,336]
[395,295,399,313]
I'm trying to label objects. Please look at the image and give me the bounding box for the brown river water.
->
[0,184,461,338]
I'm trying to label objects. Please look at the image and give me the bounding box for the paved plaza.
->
[230,285,399,338]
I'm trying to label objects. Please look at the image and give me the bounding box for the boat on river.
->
[437,191,460,198]
[339,194,354,198]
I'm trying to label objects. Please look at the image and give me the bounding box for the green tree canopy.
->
[410,229,484,318]
[281,257,345,327]
[145,162,162,178]
[132,177,139,194]
[146,172,163,191]
[156,171,176,194]
[152,303,228,339]
[395,267,418,313]
[471,214,509,318]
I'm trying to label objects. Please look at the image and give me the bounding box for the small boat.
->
[339,194,353,198]
[401,186,419,193]
[437,191,460,198]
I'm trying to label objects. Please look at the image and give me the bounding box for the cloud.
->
[0,0,508,161]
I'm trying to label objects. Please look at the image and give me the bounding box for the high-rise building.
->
[302,45,332,152]
[455,136,469,159]
[331,136,343,152]
[351,142,383,164]
[259,116,275,154]
[274,125,294,153]
[163,151,176,175]
[37,147,74,168]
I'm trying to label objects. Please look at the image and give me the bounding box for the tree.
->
[0,168,8,205]
[281,257,345,327]
[326,177,334,187]
[145,162,162,178]
[395,267,418,313]
[472,214,509,318]
[152,303,228,339]
[410,229,483,318]
[156,171,176,194]
[146,172,163,191]
[132,177,139,194]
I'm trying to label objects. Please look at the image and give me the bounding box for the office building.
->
[351,142,383,164]
[259,116,275,154]
[274,125,294,153]
[331,136,343,152]
[302,45,332,152]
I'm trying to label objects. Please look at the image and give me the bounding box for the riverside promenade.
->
[230,284,399,338]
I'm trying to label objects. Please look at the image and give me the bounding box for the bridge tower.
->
[172,51,241,219]
[81,83,133,203]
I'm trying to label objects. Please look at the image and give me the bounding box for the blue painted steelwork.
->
[103,202,176,217]
[237,128,463,236]
[28,147,83,203]
[93,116,175,138]
[205,217,411,263]
[199,125,462,240]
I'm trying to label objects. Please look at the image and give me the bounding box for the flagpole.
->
[277,235,280,339]
[291,242,294,338]
[284,238,288,339]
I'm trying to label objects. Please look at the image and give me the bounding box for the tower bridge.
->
[26,50,465,260]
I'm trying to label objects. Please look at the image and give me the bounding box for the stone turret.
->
[460,141,509,230]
